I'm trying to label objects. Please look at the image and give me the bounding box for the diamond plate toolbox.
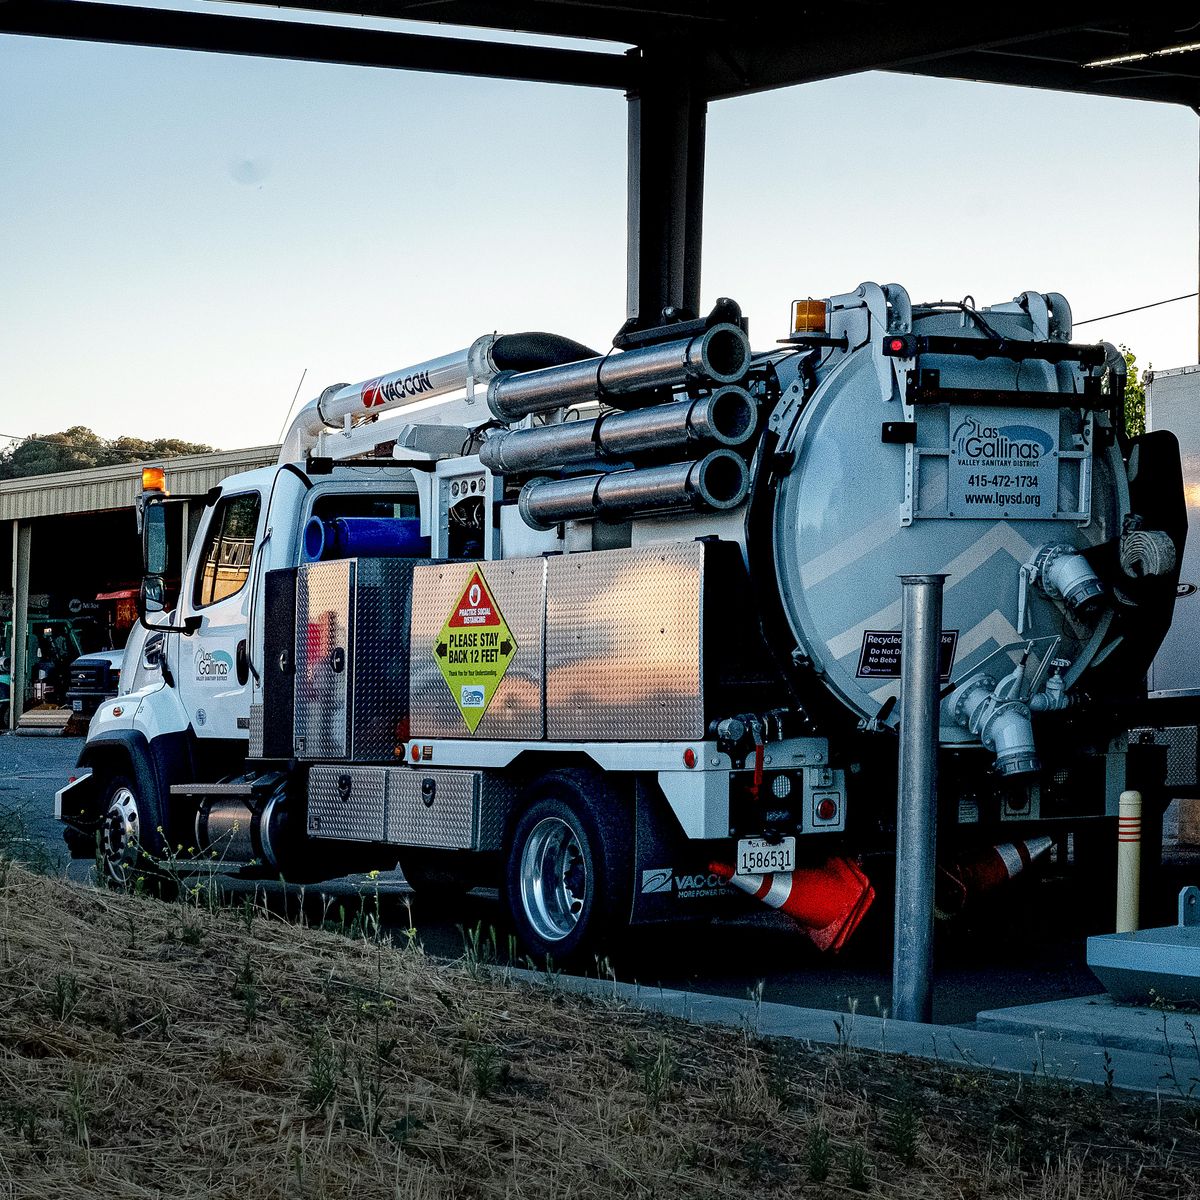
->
[385,768,513,851]
[308,765,387,842]
[546,542,705,741]
[409,558,545,739]
[292,559,417,761]
[294,559,353,759]
[348,558,417,760]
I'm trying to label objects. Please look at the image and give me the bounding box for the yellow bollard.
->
[1116,790,1142,934]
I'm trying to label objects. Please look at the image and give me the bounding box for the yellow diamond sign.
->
[434,568,517,733]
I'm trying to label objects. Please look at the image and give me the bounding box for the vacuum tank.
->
[475,282,1183,780]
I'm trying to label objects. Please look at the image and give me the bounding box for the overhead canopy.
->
[3,3,1199,106]
[4,3,1197,323]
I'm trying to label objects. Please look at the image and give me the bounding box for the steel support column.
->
[892,573,946,1024]
[9,520,31,730]
[626,49,707,323]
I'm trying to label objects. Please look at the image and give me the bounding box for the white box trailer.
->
[1139,365,1200,801]
[1148,364,1200,701]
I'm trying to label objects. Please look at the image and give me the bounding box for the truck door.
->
[176,489,263,740]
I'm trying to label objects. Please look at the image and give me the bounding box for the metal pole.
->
[892,573,946,1024]
[10,519,30,730]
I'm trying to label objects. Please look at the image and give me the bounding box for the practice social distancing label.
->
[434,569,516,733]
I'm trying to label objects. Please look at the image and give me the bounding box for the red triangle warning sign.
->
[447,570,501,629]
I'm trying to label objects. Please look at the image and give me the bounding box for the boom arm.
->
[278,332,597,464]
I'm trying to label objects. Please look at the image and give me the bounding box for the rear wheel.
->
[504,770,632,965]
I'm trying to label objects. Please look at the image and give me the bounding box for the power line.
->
[0,430,102,449]
[1075,292,1198,326]
[0,430,217,457]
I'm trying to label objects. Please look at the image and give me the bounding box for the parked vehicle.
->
[58,283,1184,959]
[66,649,125,718]
[2,616,108,724]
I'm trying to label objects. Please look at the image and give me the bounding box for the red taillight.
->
[817,798,838,821]
[683,747,696,769]
[889,337,904,353]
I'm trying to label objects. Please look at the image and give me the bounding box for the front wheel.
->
[504,770,632,965]
[99,774,166,890]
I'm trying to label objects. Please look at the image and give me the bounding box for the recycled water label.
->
[856,630,958,680]
[947,406,1059,519]
[434,569,516,733]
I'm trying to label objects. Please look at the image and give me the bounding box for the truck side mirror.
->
[140,576,165,616]
[142,498,168,577]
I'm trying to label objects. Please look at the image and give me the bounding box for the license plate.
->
[736,836,796,877]
[72,700,83,712]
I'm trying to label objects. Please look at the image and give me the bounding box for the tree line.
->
[0,426,215,480]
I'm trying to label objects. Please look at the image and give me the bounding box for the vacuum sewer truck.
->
[56,283,1185,959]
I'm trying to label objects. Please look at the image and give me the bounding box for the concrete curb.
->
[979,994,1200,1061]
[509,968,1188,1096]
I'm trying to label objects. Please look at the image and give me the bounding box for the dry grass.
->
[0,857,1198,1199]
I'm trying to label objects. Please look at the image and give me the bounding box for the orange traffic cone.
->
[711,857,876,953]
[936,836,1053,914]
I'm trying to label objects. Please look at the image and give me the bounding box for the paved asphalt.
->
[0,731,1163,1026]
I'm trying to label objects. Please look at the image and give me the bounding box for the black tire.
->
[98,772,168,891]
[503,769,633,965]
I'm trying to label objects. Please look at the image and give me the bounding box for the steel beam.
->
[626,48,707,323]
[0,0,634,90]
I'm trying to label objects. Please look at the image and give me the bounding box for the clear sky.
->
[2,14,1197,450]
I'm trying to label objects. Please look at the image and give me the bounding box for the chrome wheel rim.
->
[103,786,140,882]
[519,816,587,943]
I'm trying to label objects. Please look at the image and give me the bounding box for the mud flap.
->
[629,777,743,924]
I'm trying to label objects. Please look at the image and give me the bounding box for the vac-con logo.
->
[195,649,233,681]
[952,417,1053,465]
[641,867,728,900]
[361,370,434,408]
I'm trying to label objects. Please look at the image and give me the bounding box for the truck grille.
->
[70,663,112,692]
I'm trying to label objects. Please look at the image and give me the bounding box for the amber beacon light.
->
[791,298,828,335]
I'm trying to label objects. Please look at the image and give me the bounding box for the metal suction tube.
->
[479,386,757,474]
[517,448,750,530]
[487,323,750,421]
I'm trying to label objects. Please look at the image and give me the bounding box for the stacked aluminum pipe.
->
[479,322,756,528]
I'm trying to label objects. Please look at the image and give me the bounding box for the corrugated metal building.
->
[2,445,279,728]
[0,446,278,522]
